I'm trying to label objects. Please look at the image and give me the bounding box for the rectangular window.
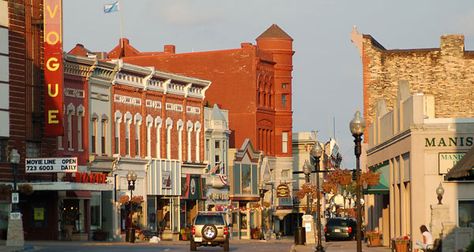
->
[101,120,107,155]
[91,119,97,154]
[282,132,288,153]
[281,94,287,108]
[458,200,474,227]
[125,124,130,156]
[114,123,120,155]
[135,125,140,156]
[67,114,73,150]
[26,142,40,158]
[0,139,7,162]
[215,155,220,163]
[215,141,220,149]
[90,192,101,230]
[241,164,251,194]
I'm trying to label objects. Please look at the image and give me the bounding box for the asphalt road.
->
[2,239,391,252]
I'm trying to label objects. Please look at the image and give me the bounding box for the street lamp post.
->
[303,160,312,214]
[350,111,366,252]
[7,148,23,248]
[310,142,324,252]
[126,170,137,243]
[10,149,20,212]
[259,185,268,239]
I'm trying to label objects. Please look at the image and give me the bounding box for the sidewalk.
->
[292,243,391,252]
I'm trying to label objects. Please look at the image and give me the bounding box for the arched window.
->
[114,111,123,155]
[195,122,201,162]
[91,113,99,154]
[101,114,108,155]
[177,120,183,161]
[124,112,132,157]
[67,104,76,151]
[146,115,154,158]
[134,113,142,157]
[166,117,173,159]
[77,105,84,151]
[155,117,162,159]
[186,120,193,162]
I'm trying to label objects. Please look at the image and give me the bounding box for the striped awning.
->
[445,146,474,180]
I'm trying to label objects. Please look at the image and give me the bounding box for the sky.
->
[63,0,474,168]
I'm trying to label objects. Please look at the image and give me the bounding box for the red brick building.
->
[106,24,294,171]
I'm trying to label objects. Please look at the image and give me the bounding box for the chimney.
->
[440,34,464,57]
[241,42,253,49]
[164,45,175,54]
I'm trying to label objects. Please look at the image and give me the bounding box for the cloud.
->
[156,1,223,26]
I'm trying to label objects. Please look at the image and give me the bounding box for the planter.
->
[367,232,382,247]
[392,240,410,252]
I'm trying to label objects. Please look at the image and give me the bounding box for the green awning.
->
[365,162,389,194]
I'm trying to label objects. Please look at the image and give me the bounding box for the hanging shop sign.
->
[276,184,290,198]
[26,157,77,173]
[43,0,64,136]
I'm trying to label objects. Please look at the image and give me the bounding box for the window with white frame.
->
[166,118,173,159]
[187,121,193,162]
[91,115,98,154]
[125,114,132,156]
[146,115,153,158]
[177,120,183,161]
[101,117,107,155]
[67,104,75,150]
[134,114,142,157]
[282,132,288,153]
[195,122,201,162]
[77,106,84,151]
[155,117,162,159]
[114,111,122,155]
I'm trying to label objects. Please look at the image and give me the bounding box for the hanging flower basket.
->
[322,182,337,193]
[362,171,380,186]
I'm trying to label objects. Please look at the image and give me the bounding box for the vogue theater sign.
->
[43,0,64,136]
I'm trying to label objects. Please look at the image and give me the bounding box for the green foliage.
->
[467,239,474,252]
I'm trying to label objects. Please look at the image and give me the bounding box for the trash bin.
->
[294,227,306,245]
[126,228,136,243]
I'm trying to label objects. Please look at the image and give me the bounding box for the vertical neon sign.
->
[43,0,63,136]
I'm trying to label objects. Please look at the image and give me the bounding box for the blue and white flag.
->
[104,1,119,13]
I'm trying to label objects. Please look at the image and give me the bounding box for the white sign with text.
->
[438,152,466,174]
[25,157,78,173]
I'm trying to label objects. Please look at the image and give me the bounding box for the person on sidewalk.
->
[415,225,433,251]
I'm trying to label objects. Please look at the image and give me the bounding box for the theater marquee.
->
[43,0,64,136]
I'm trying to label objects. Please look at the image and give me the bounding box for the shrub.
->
[467,239,474,252]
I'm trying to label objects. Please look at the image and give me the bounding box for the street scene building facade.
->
[353,28,474,250]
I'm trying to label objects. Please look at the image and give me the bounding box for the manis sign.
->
[43,0,64,136]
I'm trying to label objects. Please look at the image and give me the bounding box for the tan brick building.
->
[352,28,474,250]
[351,28,474,137]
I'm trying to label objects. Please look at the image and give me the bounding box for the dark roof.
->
[256,24,292,40]
[445,146,474,180]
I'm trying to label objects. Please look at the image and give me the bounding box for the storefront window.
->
[90,192,101,230]
[458,200,474,227]
[147,196,157,231]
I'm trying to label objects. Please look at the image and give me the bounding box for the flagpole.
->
[118,0,124,57]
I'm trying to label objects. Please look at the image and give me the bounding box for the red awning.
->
[66,190,92,199]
